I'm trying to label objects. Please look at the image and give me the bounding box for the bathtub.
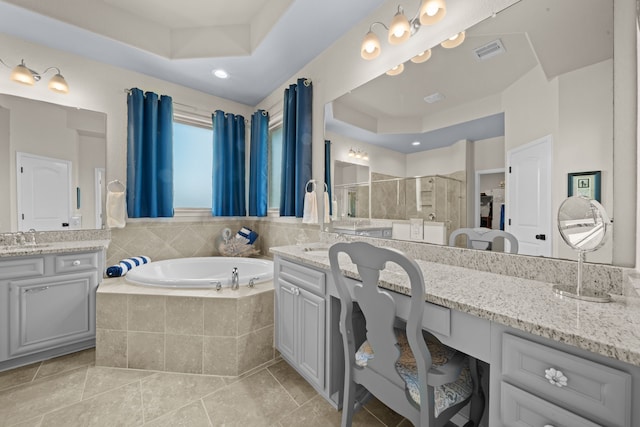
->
[125,257,273,289]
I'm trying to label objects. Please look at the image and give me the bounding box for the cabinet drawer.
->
[502,334,631,427]
[54,252,99,274]
[0,257,44,280]
[501,382,601,427]
[278,258,325,295]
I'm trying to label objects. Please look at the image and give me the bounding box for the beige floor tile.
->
[0,362,39,391]
[0,367,87,427]
[282,394,385,427]
[202,369,298,427]
[82,366,154,399]
[363,396,405,427]
[40,382,143,427]
[144,400,212,427]
[140,372,225,423]
[35,348,95,379]
[10,416,43,427]
[267,360,317,405]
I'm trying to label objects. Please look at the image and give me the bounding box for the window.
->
[268,124,283,210]
[173,121,212,209]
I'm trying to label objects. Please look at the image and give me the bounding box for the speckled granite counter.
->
[0,240,110,257]
[270,243,640,368]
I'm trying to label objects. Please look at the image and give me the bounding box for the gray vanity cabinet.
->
[275,258,326,391]
[0,250,103,370]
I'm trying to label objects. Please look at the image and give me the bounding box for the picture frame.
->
[567,171,601,202]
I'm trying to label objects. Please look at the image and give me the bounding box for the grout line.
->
[31,361,44,382]
[264,365,303,408]
[200,398,215,427]
[79,363,90,401]
[139,379,146,425]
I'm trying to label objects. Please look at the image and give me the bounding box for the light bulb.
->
[411,49,432,64]
[386,63,405,76]
[355,151,362,159]
[361,31,381,60]
[388,10,410,45]
[419,0,446,25]
[441,31,466,48]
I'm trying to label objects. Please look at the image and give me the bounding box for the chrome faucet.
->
[231,267,239,290]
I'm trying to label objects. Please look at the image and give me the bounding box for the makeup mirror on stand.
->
[554,196,612,302]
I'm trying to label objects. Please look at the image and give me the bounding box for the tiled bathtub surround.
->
[96,278,275,376]
[107,219,320,266]
[321,232,628,296]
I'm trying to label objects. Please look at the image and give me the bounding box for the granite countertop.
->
[0,239,110,257]
[270,243,640,368]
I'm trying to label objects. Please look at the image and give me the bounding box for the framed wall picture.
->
[568,171,601,202]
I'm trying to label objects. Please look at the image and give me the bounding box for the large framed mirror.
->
[325,0,616,264]
[0,94,107,232]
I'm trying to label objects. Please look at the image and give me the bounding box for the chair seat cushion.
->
[355,330,473,418]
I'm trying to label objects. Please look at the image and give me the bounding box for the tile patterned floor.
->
[0,349,408,427]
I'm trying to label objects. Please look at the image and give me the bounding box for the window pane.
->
[268,126,283,209]
[173,122,212,208]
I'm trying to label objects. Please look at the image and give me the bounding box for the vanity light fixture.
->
[410,49,432,64]
[348,148,369,161]
[440,31,466,49]
[386,63,405,76]
[0,58,69,93]
[360,0,447,60]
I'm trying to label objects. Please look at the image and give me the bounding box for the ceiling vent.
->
[423,92,445,104]
[473,39,506,61]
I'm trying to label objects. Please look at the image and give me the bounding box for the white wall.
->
[0,32,253,194]
[474,136,505,171]
[405,140,467,177]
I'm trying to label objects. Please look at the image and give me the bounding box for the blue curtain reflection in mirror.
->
[249,110,269,216]
[280,78,312,217]
[126,88,174,218]
[212,110,246,216]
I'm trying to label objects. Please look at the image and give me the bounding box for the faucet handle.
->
[248,277,260,288]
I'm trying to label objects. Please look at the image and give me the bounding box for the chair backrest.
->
[328,241,433,418]
[448,227,519,254]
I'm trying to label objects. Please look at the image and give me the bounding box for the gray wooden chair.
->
[329,241,482,427]
[449,227,519,254]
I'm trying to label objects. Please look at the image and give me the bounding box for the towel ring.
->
[305,179,317,193]
[107,179,125,192]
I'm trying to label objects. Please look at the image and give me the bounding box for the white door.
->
[506,136,552,256]
[17,152,72,231]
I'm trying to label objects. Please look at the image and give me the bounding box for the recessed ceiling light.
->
[412,141,421,146]
[212,69,229,79]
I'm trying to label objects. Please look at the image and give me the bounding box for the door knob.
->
[535,234,546,240]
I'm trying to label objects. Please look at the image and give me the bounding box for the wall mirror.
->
[0,94,107,232]
[326,0,618,264]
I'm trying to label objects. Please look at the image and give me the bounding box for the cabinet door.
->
[298,288,325,389]
[9,272,97,357]
[276,280,297,363]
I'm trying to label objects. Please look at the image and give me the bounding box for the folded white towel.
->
[106,181,126,229]
[324,191,330,223]
[303,190,318,224]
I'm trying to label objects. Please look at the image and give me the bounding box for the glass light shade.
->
[48,73,69,93]
[388,11,411,45]
[362,153,369,161]
[361,31,381,60]
[441,31,466,49]
[419,0,446,25]
[348,149,355,157]
[386,63,405,76]
[411,49,432,64]
[10,64,35,86]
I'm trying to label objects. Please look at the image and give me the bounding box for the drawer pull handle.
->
[544,425,556,427]
[24,286,50,294]
[291,286,300,296]
[72,260,81,266]
[544,368,568,387]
